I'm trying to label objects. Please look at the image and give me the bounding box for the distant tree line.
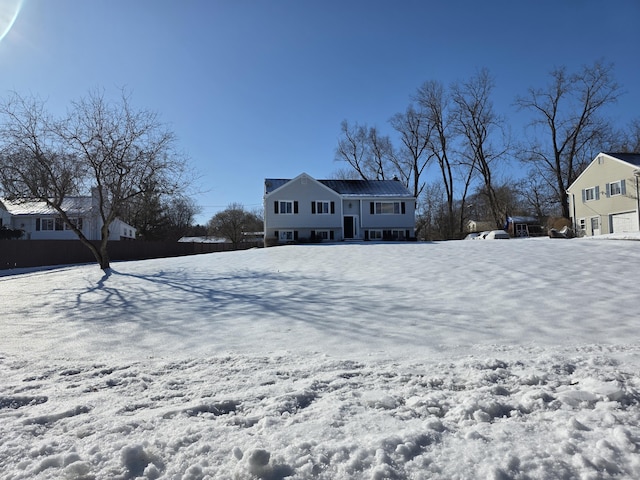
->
[335,60,640,240]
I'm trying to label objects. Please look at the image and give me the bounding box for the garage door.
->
[611,212,639,233]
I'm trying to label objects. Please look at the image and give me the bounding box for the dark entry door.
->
[343,216,354,239]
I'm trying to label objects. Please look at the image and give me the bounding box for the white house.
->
[264,173,416,245]
[0,190,136,241]
[566,152,640,236]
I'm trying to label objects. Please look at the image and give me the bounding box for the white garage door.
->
[611,212,639,233]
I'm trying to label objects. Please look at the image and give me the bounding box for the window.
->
[371,201,406,215]
[583,186,599,202]
[606,180,625,197]
[279,201,293,214]
[279,231,294,241]
[314,230,330,240]
[368,229,407,240]
[312,201,335,214]
[40,218,54,231]
[579,218,586,232]
[274,200,298,214]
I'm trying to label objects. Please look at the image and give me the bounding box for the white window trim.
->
[584,187,597,201]
[279,230,294,241]
[279,200,294,215]
[41,218,54,231]
[610,181,622,196]
[375,201,401,215]
[315,201,331,215]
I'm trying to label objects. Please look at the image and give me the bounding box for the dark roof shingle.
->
[265,177,413,197]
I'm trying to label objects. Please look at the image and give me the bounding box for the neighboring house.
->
[466,220,494,233]
[567,152,640,236]
[0,189,136,241]
[503,216,545,237]
[264,173,416,245]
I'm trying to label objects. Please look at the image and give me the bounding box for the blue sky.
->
[1,0,639,224]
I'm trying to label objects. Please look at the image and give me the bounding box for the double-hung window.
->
[606,180,625,197]
[274,201,298,214]
[279,231,294,241]
[583,186,599,202]
[312,201,334,214]
[40,218,54,231]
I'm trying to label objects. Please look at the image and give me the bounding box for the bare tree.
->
[0,89,189,270]
[515,60,623,218]
[452,68,509,228]
[614,118,640,153]
[415,80,456,238]
[335,120,395,180]
[514,174,558,221]
[208,203,261,247]
[389,104,433,198]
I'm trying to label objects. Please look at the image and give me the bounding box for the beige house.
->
[567,152,640,236]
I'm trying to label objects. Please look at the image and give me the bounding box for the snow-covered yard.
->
[1,238,639,479]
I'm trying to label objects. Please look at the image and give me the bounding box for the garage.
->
[610,211,639,233]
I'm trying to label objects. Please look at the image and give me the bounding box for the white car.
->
[484,230,510,239]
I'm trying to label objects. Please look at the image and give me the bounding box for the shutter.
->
[364,230,369,241]
[311,202,316,214]
[36,218,40,231]
[330,230,334,240]
[581,189,586,203]
[274,230,279,239]
[595,185,600,200]
[294,231,298,241]
[621,179,626,195]
[294,201,299,214]
[331,201,335,214]
[274,201,279,214]
[401,202,406,214]
[370,202,375,214]
[311,230,316,240]
[405,230,410,239]
[605,183,610,197]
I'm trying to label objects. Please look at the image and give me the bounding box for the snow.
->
[1,237,640,479]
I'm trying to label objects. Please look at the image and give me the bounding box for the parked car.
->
[484,230,510,239]
[464,232,480,240]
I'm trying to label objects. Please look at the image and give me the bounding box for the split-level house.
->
[263,173,416,245]
[0,189,136,241]
[566,152,640,235]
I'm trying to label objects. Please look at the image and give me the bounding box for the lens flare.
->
[0,0,23,43]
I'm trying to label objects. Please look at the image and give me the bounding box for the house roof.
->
[264,176,414,197]
[605,152,640,167]
[0,197,93,216]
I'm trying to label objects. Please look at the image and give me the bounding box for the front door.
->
[343,216,357,239]
[590,216,600,236]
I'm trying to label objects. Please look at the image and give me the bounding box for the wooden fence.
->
[0,240,262,270]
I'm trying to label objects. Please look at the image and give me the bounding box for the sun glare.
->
[0,0,23,43]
